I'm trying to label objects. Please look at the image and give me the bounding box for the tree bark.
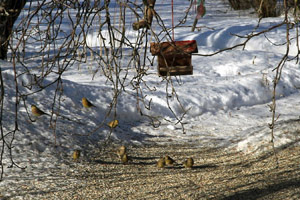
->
[228,0,252,10]
[252,0,277,18]
[191,18,198,32]
[0,0,27,60]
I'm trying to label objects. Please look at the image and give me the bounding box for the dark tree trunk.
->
[0,0,26,60]
[252,0,277,18]
[228,0,252,10]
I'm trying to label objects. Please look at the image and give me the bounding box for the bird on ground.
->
[31,105,48,117]
[116,145,126,158]
[82,97,96,108]
[183,157,194,168]
[165,155,175,166]
[73,150,81,162]
[121,153,128,164]
[157,157,165,168]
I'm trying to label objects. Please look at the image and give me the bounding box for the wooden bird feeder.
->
[150,40,198,76]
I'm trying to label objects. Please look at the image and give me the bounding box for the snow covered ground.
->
[1,0,300,182]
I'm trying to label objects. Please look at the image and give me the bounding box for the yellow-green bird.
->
[157,157,165,168]
[165,156,175,166]
[108,119,119,128]
[82,97,96,108]
[121,153,128,164]
[31,105,48,117]
[73,150,81,161]
[116,145,126,158]
[183,157,194,168]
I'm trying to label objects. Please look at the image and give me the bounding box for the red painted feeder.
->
[150,40,198,76]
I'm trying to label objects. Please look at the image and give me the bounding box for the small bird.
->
[116,145,126,158]
[157,157,165,168]
[31,105,48,117]
[108,119,119,128]
[165,156,175,166]
[82,97,96,108]
[121,153,128,164]
[73,150,81,161]
[183,157,194,168]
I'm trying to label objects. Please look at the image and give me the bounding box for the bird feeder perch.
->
[150,40,198,76]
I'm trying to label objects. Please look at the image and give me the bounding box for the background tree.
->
[228,0,252,10]
[228,0,278,17]
[252,0,277,17]
[0,0,26,60]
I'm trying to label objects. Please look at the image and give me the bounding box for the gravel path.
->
[1,144,300,199]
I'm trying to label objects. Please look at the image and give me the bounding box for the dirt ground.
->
[2,144,300,199]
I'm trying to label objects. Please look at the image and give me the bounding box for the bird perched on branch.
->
[82,97,96,108]
[108,119,119,128]
[31,105,49,117]
[73,150,81,162]
[157,157,165,168]
[116,145,126,159]
[165,155,175,166]
[183,157,194,168]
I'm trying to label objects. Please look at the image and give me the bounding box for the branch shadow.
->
[220,179,300,200]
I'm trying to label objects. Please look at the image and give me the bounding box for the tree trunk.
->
[0,0,26,60]
[252,0,277,18]
[191,18,198,32]
[228,0,252,10]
